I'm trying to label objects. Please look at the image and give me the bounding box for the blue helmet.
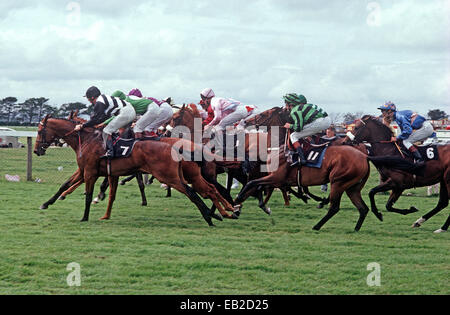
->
[377,101,396,111]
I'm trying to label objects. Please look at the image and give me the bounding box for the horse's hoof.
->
[231,213,239,219]
[312,225,321,231]
[375,212,383,222]
[92,197,99,204]
[119,181,126,185]
[211,213,223,221]
[80,218,88,222]
[39,205,48,210]
[412,217,425,228]
[262,207,271,215]
[409,207,419,213]
[58,196,66,201]
[99,216,110,220]
[233,209,241,217]
[317,204,324,209]
[433,228,446,234]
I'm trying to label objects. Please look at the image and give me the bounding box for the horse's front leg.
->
[100,176,119,220]
[81,175,98,222]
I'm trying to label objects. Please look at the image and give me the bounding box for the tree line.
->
[0,96,448,126]
[0,97,91,126]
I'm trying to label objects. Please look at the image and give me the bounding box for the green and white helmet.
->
[283,93,307,105]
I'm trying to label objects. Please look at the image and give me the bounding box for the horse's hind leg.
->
[135,172,147,206]
[345,183,372,231]
[92,177,109,204]
[412,181,448,229]
[100,176,119,220]
[386,189,419,215]
[119,174,136,185]
[312,185,343,231]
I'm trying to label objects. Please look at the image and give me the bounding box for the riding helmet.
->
[85,86,101,100]
[378,101,396,111]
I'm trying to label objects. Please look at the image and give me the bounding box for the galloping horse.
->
[234,144,383,231]
[346,115,449,233]
[34,115,223,226]
[40,112,149,209]
[169,105,299,212]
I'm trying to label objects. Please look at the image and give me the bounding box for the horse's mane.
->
[361,115,394,136]
[188,103,202,118]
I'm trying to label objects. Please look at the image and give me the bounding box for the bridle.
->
[36,118,81,153]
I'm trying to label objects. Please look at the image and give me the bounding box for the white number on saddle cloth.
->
[307,151,320,162]
[120,146,130,156]
[426,147,435,159]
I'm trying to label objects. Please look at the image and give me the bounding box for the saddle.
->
[287,136,330,168]
[399,143,439,162]
[107,134,161,159]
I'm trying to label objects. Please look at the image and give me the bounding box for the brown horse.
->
[34,115,221,226]
[234,144,383,231]
[347,115,449,233]
[168,105,299,211]
[39,112,148,209]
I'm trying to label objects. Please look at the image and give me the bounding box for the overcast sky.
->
[0,0,449,116]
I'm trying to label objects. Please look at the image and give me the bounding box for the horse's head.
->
[34,115,77,156]
[34,114,55,156]
[245,106,289,128]
[167,104,198,136]
[346,115,393,145]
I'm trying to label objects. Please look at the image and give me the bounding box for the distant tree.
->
[18,97,50,124]
[342,111,365,124]
[328,112,344,125]
[58,102,88,118]
[0,97,18,123]
[427,109,448,120]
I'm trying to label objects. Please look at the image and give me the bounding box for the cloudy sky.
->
[0,0,449,117]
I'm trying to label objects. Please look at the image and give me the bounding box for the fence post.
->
[27,137,32,181]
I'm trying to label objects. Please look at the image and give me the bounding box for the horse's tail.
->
[367,156,425,176]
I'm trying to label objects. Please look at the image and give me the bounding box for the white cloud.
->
[0,0,448,116]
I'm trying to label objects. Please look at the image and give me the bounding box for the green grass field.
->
[0,145,448,295]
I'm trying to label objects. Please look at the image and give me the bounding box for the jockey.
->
[75,86,136,158]
[283,93,331,166]
[201,88,258,132]
[110,88,161,139]
[199,98,214,127]
[378,101,434,163]
[142,95,174,136]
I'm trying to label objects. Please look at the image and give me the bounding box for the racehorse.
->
[39,112,148,209]
[34,115,228,226]
[234,144,383,231]
[346,115,449,233]
[168,105,301,212]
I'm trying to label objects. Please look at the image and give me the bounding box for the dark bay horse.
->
[234,144,383,231]
[347,115,449,233]
[34,115,221,226]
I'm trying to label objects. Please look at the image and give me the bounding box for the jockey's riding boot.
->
[291,141,306,167]
[409,146,424,163]
[103,136,114,159]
